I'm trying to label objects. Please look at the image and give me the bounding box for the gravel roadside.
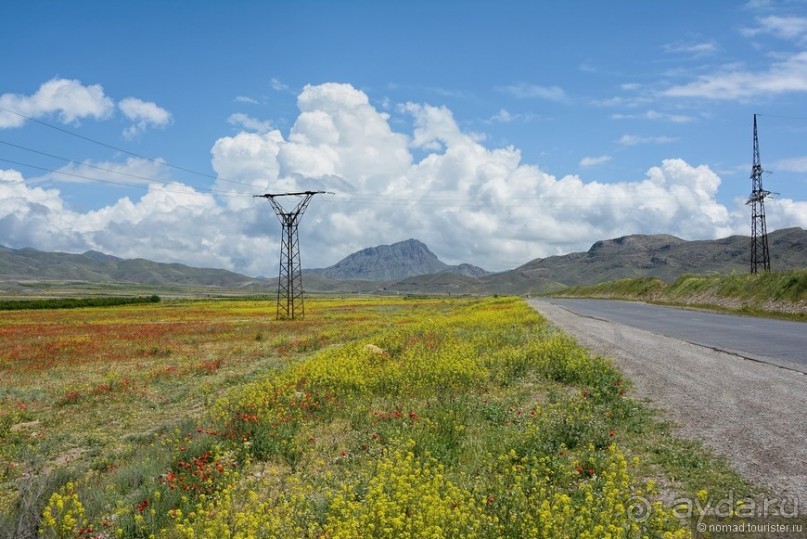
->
[528,298,807,506]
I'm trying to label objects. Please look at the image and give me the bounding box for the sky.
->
[1,0,806,276]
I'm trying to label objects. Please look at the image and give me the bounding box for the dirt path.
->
[528,299,807,505]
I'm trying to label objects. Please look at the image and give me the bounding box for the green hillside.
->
[552,269,807,320]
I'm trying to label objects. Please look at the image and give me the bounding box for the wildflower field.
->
[0,296,747,538]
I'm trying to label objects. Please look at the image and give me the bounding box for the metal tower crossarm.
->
[254,191,326,319]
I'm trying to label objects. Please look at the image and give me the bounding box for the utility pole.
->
[254,191,325,319]
[747,114,771,274]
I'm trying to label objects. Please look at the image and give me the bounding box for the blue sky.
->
[1,0,806,275]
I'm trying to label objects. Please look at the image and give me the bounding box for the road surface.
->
[528,298,807,504]
[542,298,807,372]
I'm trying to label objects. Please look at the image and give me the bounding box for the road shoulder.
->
[528,298,807,504]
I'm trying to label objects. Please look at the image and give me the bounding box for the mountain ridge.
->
[513,227,807,286]
[0,247,260,288]
[1,227,805,295]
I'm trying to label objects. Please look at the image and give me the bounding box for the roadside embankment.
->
[550,269,807,320]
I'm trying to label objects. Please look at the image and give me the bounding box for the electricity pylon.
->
[747,114,771,274]
[255,191,325,319]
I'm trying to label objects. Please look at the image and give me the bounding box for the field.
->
[0,296,749,538]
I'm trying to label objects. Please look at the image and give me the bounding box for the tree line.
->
[0,295,161,311]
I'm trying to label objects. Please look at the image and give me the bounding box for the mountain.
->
[2,228,805,297]
[306,239,489,281]
[379,227,807,296]
[0,247,263,288]
[442,263,490,278]
[509,227,807,287]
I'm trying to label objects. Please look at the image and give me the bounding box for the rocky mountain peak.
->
[308,239,448,281]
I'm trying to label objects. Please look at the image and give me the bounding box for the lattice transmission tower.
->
[255,191,325,319]
[747,114,771,274]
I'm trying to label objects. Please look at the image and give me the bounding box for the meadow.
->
[0,296,750,538]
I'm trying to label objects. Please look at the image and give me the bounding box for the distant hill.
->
[2,228,805,297]
[306,239,489,281]
[378,227,807,295]
[510,227,807,287]
[0,246,263,288]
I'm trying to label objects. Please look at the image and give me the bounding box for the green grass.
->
[551,269,807,321]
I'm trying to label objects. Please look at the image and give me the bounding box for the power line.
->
[329,191,706,208]
[0,105,256,189]
[0,139,263,196]
[0,157,251,199]
[755,113,807,123]
[7,104,791,211]
[1,154,766,210]
[0,139,178,187]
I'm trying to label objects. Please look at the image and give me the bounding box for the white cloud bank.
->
[3,82,807,274]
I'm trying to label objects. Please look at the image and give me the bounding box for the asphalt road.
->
[542,298,807,372]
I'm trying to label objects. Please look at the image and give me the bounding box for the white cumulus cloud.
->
[0,78,172,139]
[4,83,807,275]
[205,83,804,271]
[0,166,271,274]
[0,78,114,128]
[119,97,172,138]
